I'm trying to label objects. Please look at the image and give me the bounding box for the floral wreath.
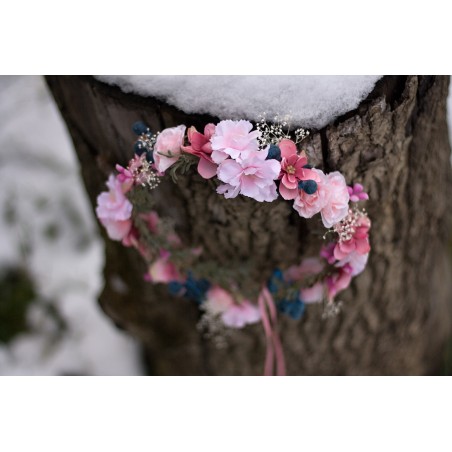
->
[96,115,371,375]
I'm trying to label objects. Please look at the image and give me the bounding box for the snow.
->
[0,76,144,375]
[95,75,382,130]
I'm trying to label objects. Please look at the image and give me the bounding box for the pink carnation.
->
[211,120,260,164]
[96,174,133,242]
[216,148,281,202]
[204,286,261,328]
[154,125,186,173]
[181,124,218,179]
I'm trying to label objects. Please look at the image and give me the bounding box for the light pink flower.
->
[321,172,350,228]
[334,215,371,260]
[204,286,261,328]
[96,174,133,242]
[217,148,281,202]
[293,168,329,218]
[204,286,234,314]
[278,139,317,200]
[147,251,182,284]
[154,125,186,173]
[348,183,369,202]
[181,124,218,179]
[221,301,261,328]
[211,120,260,164]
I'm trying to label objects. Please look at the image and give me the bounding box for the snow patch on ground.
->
[0,76,143,375]
[95,75,382,129]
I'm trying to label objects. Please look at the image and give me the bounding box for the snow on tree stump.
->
[47,75,452,375]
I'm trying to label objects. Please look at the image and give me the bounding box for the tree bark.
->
[46,75,452,375]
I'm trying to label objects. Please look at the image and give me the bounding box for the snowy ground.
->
[0,76,144,375]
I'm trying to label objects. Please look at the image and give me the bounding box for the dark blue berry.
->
[134,141,146,156]
[168,281,184,296]
[145,150,154,163]
[132,121,149,136]
[298,179,318,195]
[267,268,284,294]
[266,145,282,161]
[278,298,305,320]
[303,164,313,169]
[183,274,211,304]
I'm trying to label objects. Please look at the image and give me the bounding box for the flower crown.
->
[96,115,371,375]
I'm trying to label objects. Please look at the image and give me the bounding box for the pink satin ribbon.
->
[258,286,286,376]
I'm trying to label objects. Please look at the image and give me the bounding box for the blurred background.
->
[0,75,451,376]
[0,76,143,375]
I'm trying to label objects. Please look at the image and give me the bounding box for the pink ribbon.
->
[258,286,286,376]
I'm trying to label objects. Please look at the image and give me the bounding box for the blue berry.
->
[145,150,154,163]
[278,298,305,320]
[266,145,282,161]
[134,142,146,156]
[168,281,184,296]
[267,268,284,294]
[303,164,313,169]
[298,179,318,195]
[132,121,150,136]
[183,274,211,304]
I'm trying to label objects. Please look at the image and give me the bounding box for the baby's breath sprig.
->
[256,112,310,149]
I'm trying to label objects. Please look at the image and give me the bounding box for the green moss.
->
[0,268,35,343]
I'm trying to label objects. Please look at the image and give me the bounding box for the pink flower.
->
[211,120,260,164]
[154,125,186,173]
[96,174,133,242]
[204,286,234,314]
[334,215,371,260]
[320,242,336,265]
[348,183,369,202]
[147,251,183,284]
[181,124,218,179]
[284,258,325,304]
[204,286,261,328]
[321,172,350,228]
[293,168,329,218]
[337,251,369,276]
[326,264,353,302]
[221,301,261,328]
[217,148,281,202]
[278,139,318,200]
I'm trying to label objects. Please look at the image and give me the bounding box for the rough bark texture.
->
[46,75,452,375]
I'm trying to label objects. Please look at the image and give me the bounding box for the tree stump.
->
[46,75,452,375]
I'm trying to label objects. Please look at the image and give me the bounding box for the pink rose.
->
[96,174,133,241]
[154,125,186,173]
[217,148,281,202]
[211,120,260,164]
[321,172,350,228]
